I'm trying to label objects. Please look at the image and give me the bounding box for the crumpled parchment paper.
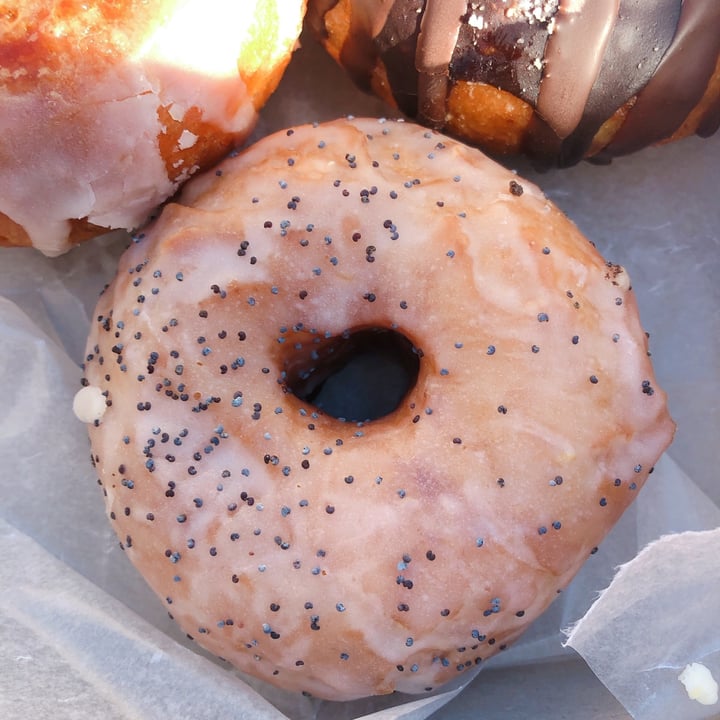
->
[566,522,720,720]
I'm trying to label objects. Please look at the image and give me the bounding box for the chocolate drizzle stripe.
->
[416,0,467,127]
[416,0,466,73]
[536,0,619,140]
[375,0,424,117]
[359,0,397,37]
[558,0,681,167]
[603,0,720,158]
[697,85,720,139]
[417,72,450,127]
[339,0,397,91]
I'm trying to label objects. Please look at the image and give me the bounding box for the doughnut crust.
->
[307,0,720,166]
[0,0,306,255]
[79,118,675,700]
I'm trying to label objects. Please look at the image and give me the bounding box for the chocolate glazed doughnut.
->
[307,0,720,166]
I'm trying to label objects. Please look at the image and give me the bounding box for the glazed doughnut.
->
[307,0,720,166]
[77,117,675,700]
[0,0,306,255]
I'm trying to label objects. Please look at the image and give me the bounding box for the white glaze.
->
[0,0,305,255]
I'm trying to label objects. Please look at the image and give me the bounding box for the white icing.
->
[0,59,174,255]
[135,0,262,79]
[177,129,199,150]
[167,102,184,121]
[73,385,107,424]
[679,662,719,706]
[0,0,305,255]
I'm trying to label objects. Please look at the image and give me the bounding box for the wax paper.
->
[1,33,718,720]
[566,525,720,720]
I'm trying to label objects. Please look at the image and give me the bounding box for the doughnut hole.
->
[281,327,421,422]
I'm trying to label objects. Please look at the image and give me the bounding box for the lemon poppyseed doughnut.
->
[0,0,306,255]
[77,117,675,700]
[307,0,720,166]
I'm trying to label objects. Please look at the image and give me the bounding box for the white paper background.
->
[1,34,719,720]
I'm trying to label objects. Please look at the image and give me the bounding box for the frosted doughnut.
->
[0,0,306,255]
[78,117,675,700]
